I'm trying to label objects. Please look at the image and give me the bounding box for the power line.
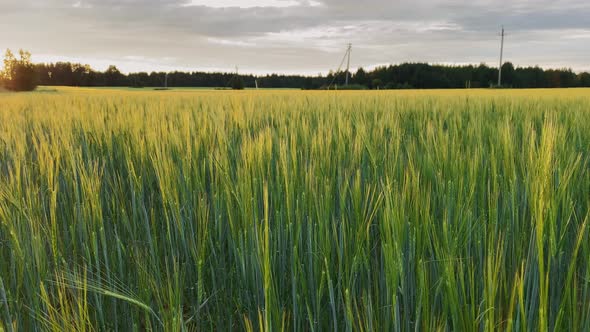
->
[327,44,352,89]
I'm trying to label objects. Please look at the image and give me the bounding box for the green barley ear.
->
[51,269,163,328]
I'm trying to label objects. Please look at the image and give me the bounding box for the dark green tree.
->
[579,72,590,87]
[353,67,368,86]
[104,65,126,86]
[371,78,383,89]
[500,62,515,87]
[230,76,245,90]
[1,49,38,91]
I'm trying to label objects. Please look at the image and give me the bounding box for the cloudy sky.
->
[1,0,589,74]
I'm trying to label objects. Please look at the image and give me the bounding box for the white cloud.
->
[252,20,463,53]
[207,38,256,47]
[183,0,320,8]
[562,29,590,39]
[72,1,92,9]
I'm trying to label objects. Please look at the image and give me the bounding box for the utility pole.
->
[498,26,505,87]
[327,43,353,90]
[345,43,352,86]
[164,72,169,89]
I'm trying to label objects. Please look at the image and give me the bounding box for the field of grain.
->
[1,88,589,331]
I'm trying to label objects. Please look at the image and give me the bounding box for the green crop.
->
[0,88,589,331]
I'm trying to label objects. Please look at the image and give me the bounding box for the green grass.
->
[0,89,589,331]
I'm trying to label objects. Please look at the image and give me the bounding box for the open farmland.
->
[1,88,589,331]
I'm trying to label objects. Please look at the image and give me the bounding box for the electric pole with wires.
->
[345,43,352,86]
[327,43,353,89]
[498,26,506,87]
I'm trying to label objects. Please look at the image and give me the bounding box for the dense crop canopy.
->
[0,88,589,331]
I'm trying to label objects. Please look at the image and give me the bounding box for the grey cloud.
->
[0,0,588,73]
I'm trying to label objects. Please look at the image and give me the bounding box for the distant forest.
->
[34,62,590,89]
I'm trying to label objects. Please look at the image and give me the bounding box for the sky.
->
[1,0,589,74]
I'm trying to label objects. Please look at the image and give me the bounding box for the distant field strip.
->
[0,89,589,331]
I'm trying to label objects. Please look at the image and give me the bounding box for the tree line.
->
[32,61,590,90]
[344,63,590,89]
[32,63,324,89]
[3,49,590,91]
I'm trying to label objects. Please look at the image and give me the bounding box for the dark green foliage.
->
[1,49,38,92]
[230,75,245,90]
[371,78,383,89]
[31,61,590,89]
[337,84,367,90]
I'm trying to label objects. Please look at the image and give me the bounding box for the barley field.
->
[0,88,589,331]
